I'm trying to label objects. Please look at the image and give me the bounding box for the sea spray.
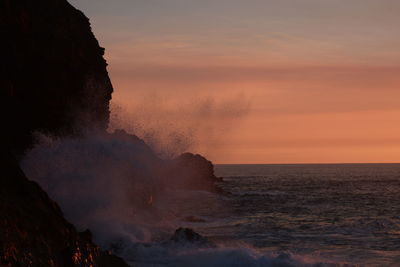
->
[21,132,346,266]
[109,92,251,160]
[21,131,221,245]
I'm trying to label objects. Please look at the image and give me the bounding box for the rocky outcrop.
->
[165,228,214,248]
[99,131,221,194]
[169,228,208,244]
[0,150,128,267]
[0,0,127,265]
[1,0,113,154]
[167,153,222,191]
[0,0,220,265]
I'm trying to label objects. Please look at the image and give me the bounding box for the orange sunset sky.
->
[72,0,400,164]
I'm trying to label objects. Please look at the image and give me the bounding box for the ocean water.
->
[22,138,400,266]
[199,164,400,266]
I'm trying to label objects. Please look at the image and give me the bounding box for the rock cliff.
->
[0,0,220,265]
[0,150,128,267]
[0,0,125,265]
[1,0,113,154]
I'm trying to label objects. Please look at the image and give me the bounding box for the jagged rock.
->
[0,149,128,267]
[97,253,130,267]
[167,153,222,191]
[105,133,221,194]
[1,0,113,155]
[0,0,129,265]
[167,228,212,248]
[0,0,221,265]
[108,129,159,162]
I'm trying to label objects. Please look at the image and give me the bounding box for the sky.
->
[71,0,400,163]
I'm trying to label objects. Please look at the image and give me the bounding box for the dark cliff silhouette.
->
[1,0,112,155]
[0,150,128,267]
[0,0,220,265]
[0,0,123,265]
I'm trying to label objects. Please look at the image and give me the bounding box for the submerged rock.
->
[170,228,205,243]
[166,228,214,248]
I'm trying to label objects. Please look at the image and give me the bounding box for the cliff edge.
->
[1,0,113,154]
[0,0,126,265]
[0,0,220,265]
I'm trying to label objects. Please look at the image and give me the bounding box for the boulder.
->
[166,228,213,248]
[167,153,222,191]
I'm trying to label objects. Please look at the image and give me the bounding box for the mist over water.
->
[109,92,251,159]
[20,132,344,266]
[18,91,359,267]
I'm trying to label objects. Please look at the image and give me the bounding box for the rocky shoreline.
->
[1,0,219,266]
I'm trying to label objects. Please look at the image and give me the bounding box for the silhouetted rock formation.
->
[166,228,213,248]
[109,129,159,163]
[0,150,128,267]
[0,0,220,264]
[1,0,113,155]
[167,153,222,191]
[105,131,221,193]
[0,0,127,265]
[170,228,207,243]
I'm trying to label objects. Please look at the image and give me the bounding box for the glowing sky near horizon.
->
[71,0,400,163]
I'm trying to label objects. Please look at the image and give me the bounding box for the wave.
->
[21,132,350,266]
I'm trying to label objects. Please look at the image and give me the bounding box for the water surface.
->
[200,164,400,266]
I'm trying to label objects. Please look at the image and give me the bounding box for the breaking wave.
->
[21,132,347,266]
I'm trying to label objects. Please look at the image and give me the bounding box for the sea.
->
[22,139,400,266]
[184,164,400,266]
